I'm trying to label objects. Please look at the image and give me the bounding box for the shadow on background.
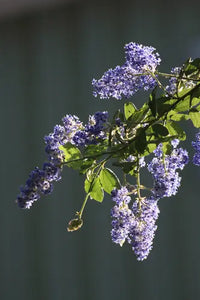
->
[1,0,200,299]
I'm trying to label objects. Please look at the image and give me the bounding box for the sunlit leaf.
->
[59,143,82,169]
[189,112,200,128]
[100,168,120,194]
[124,102,137,120]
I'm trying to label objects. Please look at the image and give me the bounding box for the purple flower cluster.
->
[17,111,109,209]
[45,111,109,151]
[111,187,159,261]
[74,111,109,145]
[148,140,189,199]
[130,197,160,261]
[17,163,62,209]
[192,131,200,165]
[92,42,161,100]
[111,187,134,246]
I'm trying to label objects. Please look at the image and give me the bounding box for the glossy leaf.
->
[174,97,190,112]
[59,143,82,169]
[189,112,200,128]
[99,168,120,194]
[135,128,147,154]
[84,178,91,193]
[165,121,186,140]
[184,58,200,75]
[152,124,169,137]
[168,111,189,121]
[84,143,108,156]
[90,178,104,202]
[145,143,157,155]
[124,102,137,120]
[129,103,149,126]
[162,142,172,155]
[84,177,104,202]
[79,159,94,174]
[148,88,157,116]
[113,161,135,174]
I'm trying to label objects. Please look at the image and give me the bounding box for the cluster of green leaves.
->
[60,58,200,226]
[60,143,120,203]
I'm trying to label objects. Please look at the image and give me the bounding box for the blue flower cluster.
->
[73,111,109,146]
[17,163,62,209]
[192,131,200,166]
[111,187,159,261]
[92,42,161,100]
[111,187,134,247]
[111,139,189,260]
[130,197,159,261]
[17,111,109,209]
[147,140,189,199]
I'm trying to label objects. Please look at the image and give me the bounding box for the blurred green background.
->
[1,0,200,299]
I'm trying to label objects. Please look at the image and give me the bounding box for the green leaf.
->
[152,124,169,137]
[145,143,157,155]
[99,168,120,194]
[124,102,137,120]
[154,97,176,117]
[135,128,147,154]
[177,86,195,98]
[184,58,200,75]
[168,111,190,121]
[158,104,172,117]
[165,121,186,140]
[148,88,157,116]
[174,97,190,112]
[84,178,91,193]
[162,142,172,155]
[189,112,200,128]
[59,143,82,169]
[112,160,137,174]
[191,97,200,109]
[90,178,104,202]
[191,87,200,100]
[79,159,94,174]
[174,96,200,113]
[129,103,149,126]
[84,143,108,156]
[177,86,200,104]
[84,177,104,202]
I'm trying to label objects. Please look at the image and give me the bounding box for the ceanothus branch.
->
[16,42,200,261]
